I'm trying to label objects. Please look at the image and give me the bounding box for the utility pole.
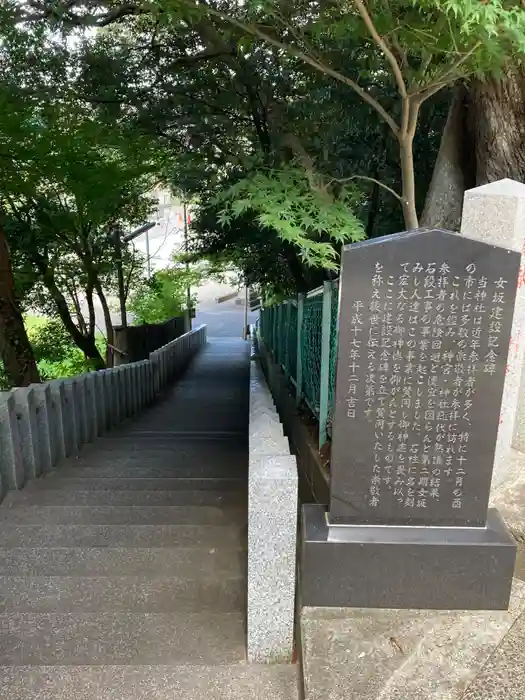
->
[114,221,156,330]
[145,229,151,279]
[114,228,127,330]
[183,201,192,330]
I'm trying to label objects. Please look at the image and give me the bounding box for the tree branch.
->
[354,0,407,99]
[414,41,482,101]
[201,5,399,137]
[328,174,403,202]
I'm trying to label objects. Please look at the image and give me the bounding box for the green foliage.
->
[26,317,105,380]
[10,0,525,294]
[0,12,165,363]
[215,167,365,269]
[129,268,199,325]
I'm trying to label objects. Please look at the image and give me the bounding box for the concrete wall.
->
[113,315,187,364]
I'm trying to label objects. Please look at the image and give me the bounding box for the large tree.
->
[16,1,525,230]
[0,14,162,365]
[0,100,159,366]
[0,224,40,386]
[422,70,525,229]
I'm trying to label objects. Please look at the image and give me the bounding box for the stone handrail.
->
[0,325,207,500]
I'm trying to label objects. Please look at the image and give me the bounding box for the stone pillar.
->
[0,393,25,490]
[148,361,154,404]
[101,370,113,429]
[48,380,69,461]
[32,383,59,471]
[118,366,128,420]
[130,364,139,414]
[62,379,80,453]
[459,179,525,490]
[12,387,41,479]
[73,376,89,446]
[149,353,159,396]
[92,371,106,436]
[83,373,98,442]
[512,362,525,451]
[160,351,167,388]
[113,367,125,421]
[109,368,121,425]
[138,361,147,409]
[123,365,132,417]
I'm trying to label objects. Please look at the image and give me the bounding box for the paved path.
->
[0,339,298,699]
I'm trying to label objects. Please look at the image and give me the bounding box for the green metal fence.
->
[259,280,339,449]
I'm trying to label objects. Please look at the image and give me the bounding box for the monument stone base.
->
[300,579,525,700]
[301,504,516,610]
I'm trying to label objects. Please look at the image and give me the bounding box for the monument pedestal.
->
[301,504,516,610]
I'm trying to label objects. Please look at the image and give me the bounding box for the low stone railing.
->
[248,338,298,663]
[0,325,207,500]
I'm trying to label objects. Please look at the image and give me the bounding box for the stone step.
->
[70,446,248,464]
[0,664,299,700]
[0,575,245,613]
[2,488,246,507]
[24,477,247,492]
[0,546,245,576]
[0,503,246,525]
[106,430,246,439]
[49,464,247,479]
[0,612,245,664]
[79,436,247,450]
[0,524,246,549]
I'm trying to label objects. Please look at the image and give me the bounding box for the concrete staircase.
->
[0,339,299,699]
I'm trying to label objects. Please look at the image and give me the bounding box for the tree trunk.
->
[41,268,105,369]
[422,72,525,228]
[94,279,114,366]
[420,86,476,230]
[67,284,88,336]
[0,225,40,387]
[399,136,419,230]
[86,282,96,337]
[470,70,525,184]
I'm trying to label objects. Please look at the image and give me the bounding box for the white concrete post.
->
[459,178,525,490]
[49,380,71,460]
[32,383,59,470]
[92,370,106,436]
[62,379,80,455]
[82,373,98,442]
[72,376,88,447]
[101,370,113,429]
[11,387,41,479]
[111,368,123,425]
[0,393,25,490]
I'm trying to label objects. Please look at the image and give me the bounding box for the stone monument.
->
[301,228,519,610]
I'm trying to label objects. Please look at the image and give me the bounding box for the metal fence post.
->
[284,301,291,382]
[272,306,277,357]
[296,294,304,406]
[319,281,333,449]
[276,304,283,367]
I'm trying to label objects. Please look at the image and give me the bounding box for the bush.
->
[27,317,106,380]
[129,268,197,325]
